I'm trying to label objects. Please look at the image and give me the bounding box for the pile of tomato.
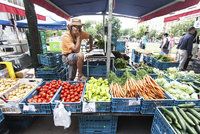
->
[60,82,84,102]
[28,80,63,103]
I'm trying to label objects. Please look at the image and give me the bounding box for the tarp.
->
[16,19,67,30]
[164,9,200,23]
[0,0,46,21]
[31,0,200,21]
[0,19,12,26]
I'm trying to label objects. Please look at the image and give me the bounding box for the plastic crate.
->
[113,65,136,77]
[79,115,118,134]
[151,108,176,134]
[115,41,125,53]
[111,97,141,113]
[37,53,62,67]
[151,123,162,134]
[0,110,4,124]
[35,67,67,81]
[51,81,85,113]
[36,65,61,74]
[83,61,111,77]
[153,60,179,70]
[141,93,174,115]
[19,82,61,115]
[174,100,200,106]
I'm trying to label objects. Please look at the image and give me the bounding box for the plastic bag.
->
[53,102,71,129]
[139,54,144,62]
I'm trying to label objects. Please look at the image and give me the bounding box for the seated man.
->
[62,18,93,81]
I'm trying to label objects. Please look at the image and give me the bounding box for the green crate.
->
[49,42,61,52]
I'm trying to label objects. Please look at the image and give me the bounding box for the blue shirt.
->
[177,33,194,55]
[141,36,148,46]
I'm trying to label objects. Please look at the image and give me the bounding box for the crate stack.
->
[35,53,67,81]
[39,31,48,53]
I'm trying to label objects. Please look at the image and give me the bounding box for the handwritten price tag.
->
[128,99,141,106]
[82,101,96,113]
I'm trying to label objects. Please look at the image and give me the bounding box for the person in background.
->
[177,27,196,71]
[61,18,93,81]
[183,30,198,70]
[139,32,148,49]
[169,34,175,52]
[160,33,170,55]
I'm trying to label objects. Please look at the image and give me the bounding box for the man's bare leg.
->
[77,53,85,79]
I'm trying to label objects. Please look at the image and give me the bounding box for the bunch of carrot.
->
[110,75,165,99]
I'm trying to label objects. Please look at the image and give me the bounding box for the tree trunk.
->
[23,0,41,68]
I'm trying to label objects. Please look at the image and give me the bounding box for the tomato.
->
[33,96,38,99]
[71,98,75,102]
[71,95,75,98]
[75,96,79,100]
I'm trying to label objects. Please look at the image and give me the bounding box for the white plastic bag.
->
[139,54,144,62]
[53,102,71,129]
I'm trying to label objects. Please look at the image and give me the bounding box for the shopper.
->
[160,33,170,55]
[61,18,93,81]
[183,30,198,70]
[139,32,148,49]
[177,27,196,71]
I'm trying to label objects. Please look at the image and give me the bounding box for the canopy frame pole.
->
[107,0,113,76]
[103,13,106,52]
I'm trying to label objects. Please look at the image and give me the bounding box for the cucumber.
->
[178,108,195,126]
[173,106,186,131]
[188,109,200,120]
[186,122,198,134]
[165,115,172,124]
[171,125,182,134]
[162,107,177,122]
[178,103,195,108]
[185,112,199,125]
[193,108,200,112]
[195,125,200,134]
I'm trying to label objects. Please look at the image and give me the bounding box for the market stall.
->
[0,0,200,134]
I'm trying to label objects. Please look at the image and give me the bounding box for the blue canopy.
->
[47,0,174,17]
[0,19,12,26]
[16,19,67,30]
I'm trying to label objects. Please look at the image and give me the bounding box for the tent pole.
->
[107,0,113,76]
[103,14,106,52]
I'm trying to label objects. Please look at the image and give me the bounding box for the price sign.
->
[23,104,36,112]
[128,99,141,106]
[82,101,96,113]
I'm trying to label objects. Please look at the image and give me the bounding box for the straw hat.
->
[71,18,82,26]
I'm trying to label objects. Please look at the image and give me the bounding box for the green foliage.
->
[114,58,128,69]
[46,30,63,38]
[168,20,195,36]
[135,25,149,39]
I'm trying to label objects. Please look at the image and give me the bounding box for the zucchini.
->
[178,103,195,108]
[185,112,199,125]
[186,122,198,134]
[173,106,186,131]
[188,109,200,120]
[195,125,200,134]
[178,108,195,126]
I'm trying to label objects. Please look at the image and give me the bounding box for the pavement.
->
[5,116,153,134]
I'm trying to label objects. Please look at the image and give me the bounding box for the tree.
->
[23,0,41,68]
[168,20,194,36]
[120,28,133,36]
[111,17,121,39]
[135,25,148,39]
